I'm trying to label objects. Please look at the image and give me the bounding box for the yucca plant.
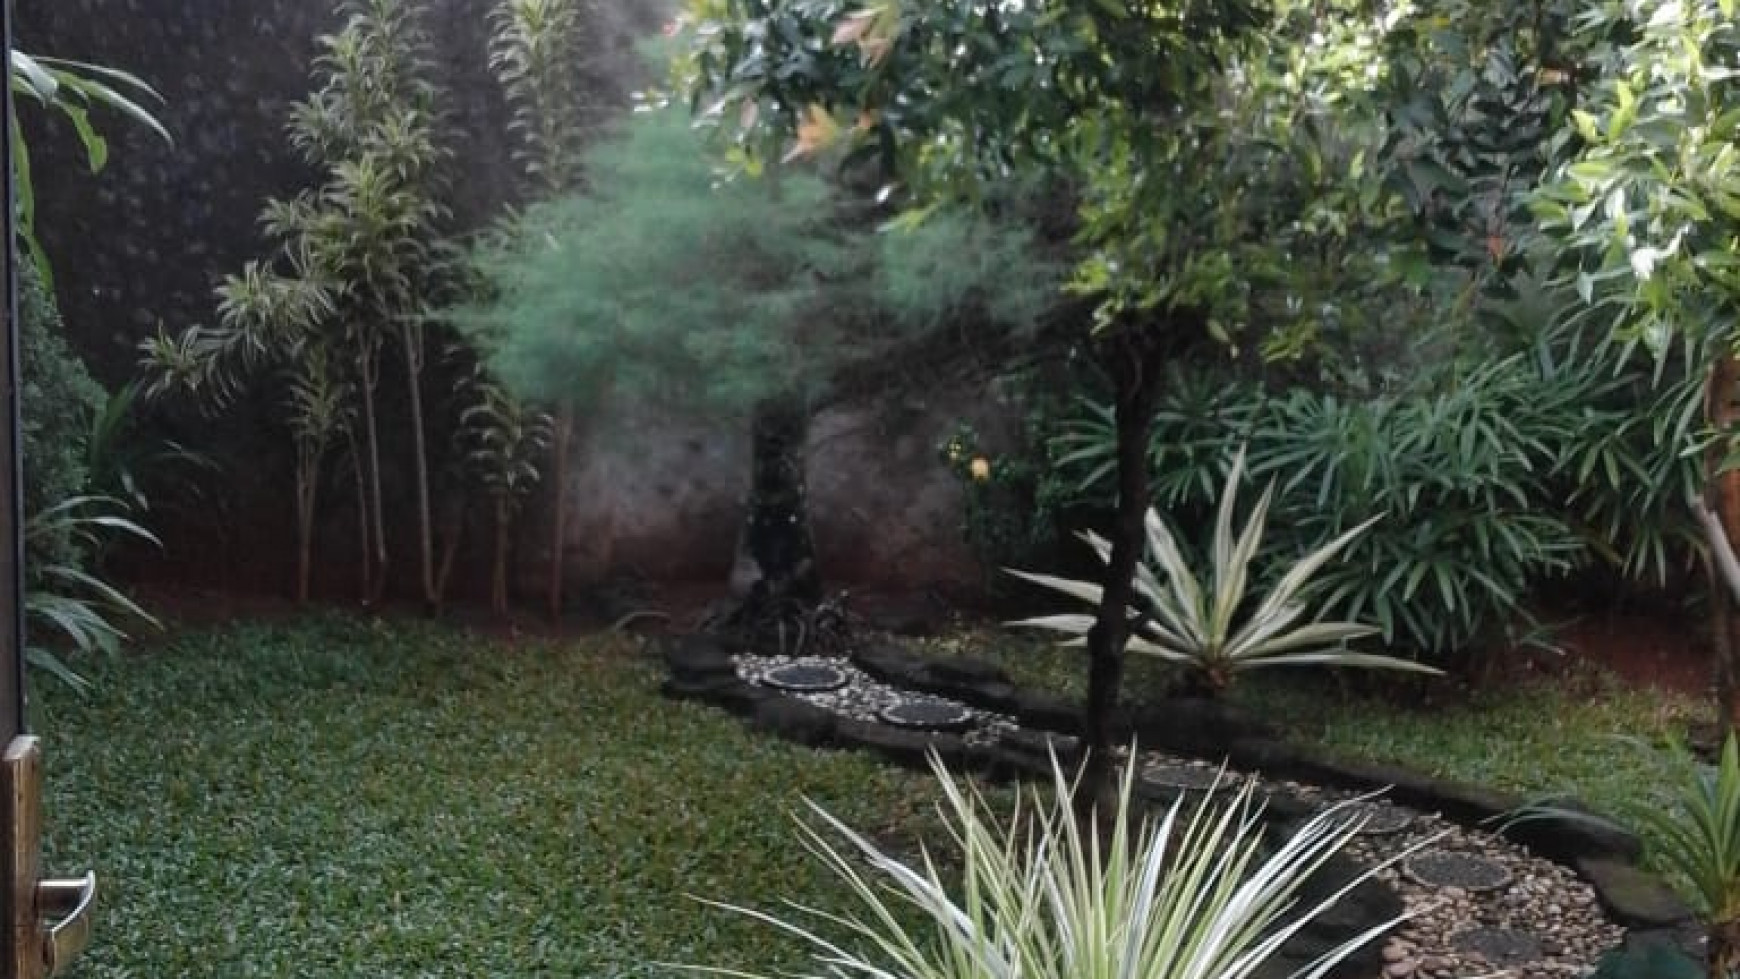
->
[1008,449,1440,694]
[689,751,1427,979]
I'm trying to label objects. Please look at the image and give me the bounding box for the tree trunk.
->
[1706,353,1740,736]
[433,490,464,616]
[492,495,510,616]
[548,403,573,622]
[1713,568,1739,736]
[294,452,321,606]
[1708,916,1740,979]
[346,427,371,605]
[1078,328,1171,820]
[400,323,437,615]
[719,395,823,648]
[742,395,821,608]
[358,349,389,607]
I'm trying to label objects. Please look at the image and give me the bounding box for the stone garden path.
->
[720,650,1677,979]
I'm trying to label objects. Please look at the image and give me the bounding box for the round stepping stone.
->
[761,661,850,693]
[878,698,975,731]
[1336,802,1413,836]
[1451,927,1543,967]
[1403,851,1513,892]
[1140,762,1225,792]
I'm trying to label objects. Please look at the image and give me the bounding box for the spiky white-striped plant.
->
[1007,448,1440,693]
[685,751,1430,979]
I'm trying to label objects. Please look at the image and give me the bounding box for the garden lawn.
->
[35,614,942,979]
[941,628,1699,854]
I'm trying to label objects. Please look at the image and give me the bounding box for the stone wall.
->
[17,0,1009,601]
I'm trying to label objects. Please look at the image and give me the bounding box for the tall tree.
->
[488,0,592,619]
[678,0,1425,806]
[456,105,1058,647]
[1533,0,1740,744]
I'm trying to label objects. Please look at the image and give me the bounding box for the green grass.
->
[936,627,1699,846]
[33,611,1710,977]
[1230,668,1698,820]
[36,614,946,979]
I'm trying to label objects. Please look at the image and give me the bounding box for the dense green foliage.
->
[458,105,1058,428]
[1533,0,1740,354]
[489,0,588,196]
[17,260,159,690]
[1009,332,1702,662]
[19,259,105,572]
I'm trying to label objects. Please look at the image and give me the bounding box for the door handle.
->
[37,873,93,976]
[1,738,96,979]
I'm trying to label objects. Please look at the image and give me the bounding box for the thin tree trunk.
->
[493,496,511,616]
[548,403,573,622]
[433,488,465,616]
[1708,916,1740,979]
[400,323,437,614]
[346,427,371,605]
[294,451,321,606]
[359,349,389,606]
[1706,353,1740,736]
[1078,328,1170,820]
[741,395,821,610]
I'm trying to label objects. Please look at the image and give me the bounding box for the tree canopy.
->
[457,104,1061,425]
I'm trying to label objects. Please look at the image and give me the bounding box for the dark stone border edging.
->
[661,635,1077,783]
[660,633,1697,943]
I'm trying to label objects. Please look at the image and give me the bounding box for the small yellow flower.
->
[970,457,991,482]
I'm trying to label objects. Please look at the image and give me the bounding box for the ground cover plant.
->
[938,627,1701,854]
[38,615,951,979]
[28,610,1708,979]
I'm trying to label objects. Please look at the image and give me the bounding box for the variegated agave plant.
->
[1008,449,1440,693]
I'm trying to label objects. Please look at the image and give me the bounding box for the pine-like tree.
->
[458,106,1059,643]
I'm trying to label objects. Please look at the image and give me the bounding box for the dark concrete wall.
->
[16,0,667,380]
[16,0,1004,603]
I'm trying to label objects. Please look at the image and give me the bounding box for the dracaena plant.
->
[688,750,1429,979]
[1009,449,1440,694]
